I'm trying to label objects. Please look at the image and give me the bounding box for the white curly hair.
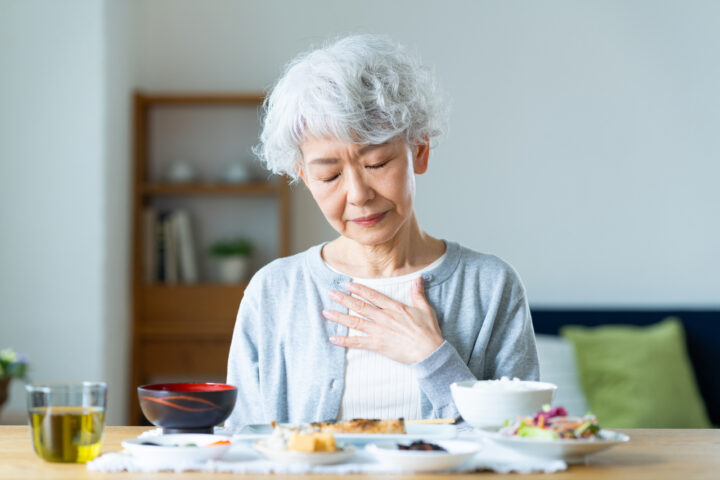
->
[253,34,448,181]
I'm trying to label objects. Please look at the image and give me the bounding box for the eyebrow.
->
[358,141,389,155]
[306,142,390,166]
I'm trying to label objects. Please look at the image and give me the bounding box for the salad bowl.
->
[477,406,630,463]
[477,427,629,463]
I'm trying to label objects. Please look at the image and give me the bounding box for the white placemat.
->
[87,428,566,474]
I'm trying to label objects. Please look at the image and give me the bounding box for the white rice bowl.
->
[451,377,557,429]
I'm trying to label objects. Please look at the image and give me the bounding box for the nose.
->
[345,168,375,206]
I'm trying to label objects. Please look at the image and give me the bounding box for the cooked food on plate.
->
[397,440,447,451]
[499,405,601,440]
[287,432,337,453]
[267,422,339,452]
[312,418,406,434]
[263,418,406,452]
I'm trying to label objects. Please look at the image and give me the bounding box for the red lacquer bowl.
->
[137,383,238,434]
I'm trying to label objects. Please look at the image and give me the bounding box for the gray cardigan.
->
[225,241,539,427]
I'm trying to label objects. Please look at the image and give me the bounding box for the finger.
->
[329,334,378,351]
[410,277,430,310]
[345,282,402,310]
[329,290,388,322]
[322,309,382,335]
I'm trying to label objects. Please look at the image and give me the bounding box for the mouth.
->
[351,211,387,226]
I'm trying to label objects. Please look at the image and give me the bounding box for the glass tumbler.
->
[26,381,108,462]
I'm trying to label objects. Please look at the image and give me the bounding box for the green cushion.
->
[560,318,711,428]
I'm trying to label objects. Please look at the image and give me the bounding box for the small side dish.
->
[252,423,355,465]
[366,440,481,472]
[139,439,232,447]
[121,434,233,463]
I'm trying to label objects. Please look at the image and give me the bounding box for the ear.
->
[296,161,309,187]
[413,138,430,174]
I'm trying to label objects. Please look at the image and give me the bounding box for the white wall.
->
[0,0,106,419]
[102,0,136,425]
[0,0,135,424]
[135,0,720,307]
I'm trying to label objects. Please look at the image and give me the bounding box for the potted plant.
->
[209,237,254,284]
[0,348,29,416]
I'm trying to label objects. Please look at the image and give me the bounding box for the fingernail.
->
[322,309,333,318]
[344,282,354,290]
[329,290,340,299]
[329,336,339,344]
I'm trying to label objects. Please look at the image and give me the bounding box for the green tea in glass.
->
[26,382,107,462]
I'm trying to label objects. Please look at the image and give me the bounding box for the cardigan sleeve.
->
[410,340,476,419]
[225,282,265,428]
[482,293,539,382]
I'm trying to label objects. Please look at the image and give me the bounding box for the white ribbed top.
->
[326,254,446,420]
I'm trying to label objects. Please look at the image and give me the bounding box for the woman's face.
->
[299,136,429,246]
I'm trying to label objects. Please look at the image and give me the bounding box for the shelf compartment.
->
[139,338,231,376]
[137,321,235,339]
[139,284,245,324]
[141,182,280,196]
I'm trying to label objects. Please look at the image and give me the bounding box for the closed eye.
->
[366,160,389,170]
[322,173,340,183]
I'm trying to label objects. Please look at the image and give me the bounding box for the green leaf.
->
[516,425,559,440]
[208,238,254,257]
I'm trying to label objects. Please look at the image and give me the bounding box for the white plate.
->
[234,423,457,445]
[366,440,481,472]
[253,440,356,465]
[121,434,232,463]
[477,427,630,463]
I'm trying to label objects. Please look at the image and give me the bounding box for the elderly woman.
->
[225,35,538,427]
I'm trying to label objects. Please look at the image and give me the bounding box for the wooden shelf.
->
[136,92,265,105]
[129,91,291,425]
[141,283,248,291]
[137,323,235,339]
[140,182,280,196]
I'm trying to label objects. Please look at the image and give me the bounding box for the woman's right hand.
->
[323,277,444,365]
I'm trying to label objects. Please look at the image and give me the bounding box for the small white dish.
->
[253,440,356,465]
[121,434,232,463]
[366,440,481,472]
[477,427,630,463]
[234,423,457,445]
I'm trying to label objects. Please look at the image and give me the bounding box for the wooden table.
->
[0,426,718,479]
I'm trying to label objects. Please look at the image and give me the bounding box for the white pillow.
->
[535,334,589,416]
